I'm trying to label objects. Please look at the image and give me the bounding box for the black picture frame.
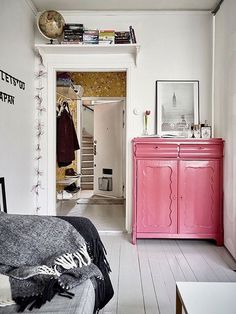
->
[155,80,200,136]
[0,177,7,213]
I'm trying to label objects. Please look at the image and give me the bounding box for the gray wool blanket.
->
[0,212,103,312]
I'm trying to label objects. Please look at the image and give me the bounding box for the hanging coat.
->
[57,108,80,167]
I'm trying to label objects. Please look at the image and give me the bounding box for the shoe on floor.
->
[57,191,73,200]
[64,183,80,193]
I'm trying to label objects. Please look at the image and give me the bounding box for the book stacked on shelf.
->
[99,30,115,45]
[115,31,131,44]
[129,25,137,43]
[62,24,84,44]
[83,30,99,44]
[59,25,137,45]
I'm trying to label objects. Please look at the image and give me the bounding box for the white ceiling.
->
[30,0,221,12]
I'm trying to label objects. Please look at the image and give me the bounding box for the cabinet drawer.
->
[134,143,178,158]
[179,144,223,158]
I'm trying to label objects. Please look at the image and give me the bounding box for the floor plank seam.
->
[137,242,147,314]
[195,243,231,282]
[158,242,176,311]
[145,241,161,314]
[162,240,185,282]
[176,240,198,281]
[195,243,222,281]
[116,240,122,314]
[172,240,196,282]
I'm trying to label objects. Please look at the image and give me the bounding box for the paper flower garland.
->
[32,52,47,214]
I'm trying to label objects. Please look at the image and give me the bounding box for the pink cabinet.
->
[132,138,224,245]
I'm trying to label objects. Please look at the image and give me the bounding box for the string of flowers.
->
[32,52,47,214]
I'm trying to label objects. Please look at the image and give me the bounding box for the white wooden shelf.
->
[35,43,140,65]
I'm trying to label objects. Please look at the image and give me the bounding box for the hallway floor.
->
[56,190,125,232]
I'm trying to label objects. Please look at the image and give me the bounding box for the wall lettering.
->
[0,91,15,105]
[0,69,25,90]
[0,69,26,105]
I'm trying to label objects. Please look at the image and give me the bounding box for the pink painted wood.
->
[132,138,224,246]
[136,159,178,234]
[178,160,220,235]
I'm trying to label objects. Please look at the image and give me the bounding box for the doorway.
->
[56,71,126,232]
[81,98,125,197]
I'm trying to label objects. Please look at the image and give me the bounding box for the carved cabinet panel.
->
[136,159,177,233]
[178,160,220,234]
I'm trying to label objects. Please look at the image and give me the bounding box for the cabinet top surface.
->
[132,137,224,144]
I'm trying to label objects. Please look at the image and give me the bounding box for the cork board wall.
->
[71,72,126,97]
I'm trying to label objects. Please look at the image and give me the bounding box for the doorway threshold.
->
[77,197,124,205]
[98,230,125,235]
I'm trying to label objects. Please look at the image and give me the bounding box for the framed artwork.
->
[155,80,199,137]
[0,177,7,213]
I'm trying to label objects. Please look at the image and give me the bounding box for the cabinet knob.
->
[155,146,159,149]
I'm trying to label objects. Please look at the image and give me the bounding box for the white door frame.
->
[45,59,132,231]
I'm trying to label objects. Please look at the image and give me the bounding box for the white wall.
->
[214,0,236,259]
[36,11,213,230]
[0,1,36,214]
[82,107,94,136]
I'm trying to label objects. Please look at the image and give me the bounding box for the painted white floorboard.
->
[163,240,197,282]
[138,240,160,314]
[99,236,236,314]
[193,241,236,282]
[101,235,122,314]
[177,240,220,282]
[144,240,174,314]
[161,240,186,282]
[117,235,145,314]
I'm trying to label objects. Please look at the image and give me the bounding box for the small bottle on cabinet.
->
[194,125,201,138]
[191,123,195,138]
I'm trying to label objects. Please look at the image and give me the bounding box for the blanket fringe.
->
[56,245,91,270]
[38,246,91,277]
[15,278,67,312]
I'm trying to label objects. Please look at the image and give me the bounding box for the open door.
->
[93,101,124,198]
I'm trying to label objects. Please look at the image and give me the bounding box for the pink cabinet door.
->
[136,159,178,233]
[178,160,220,234]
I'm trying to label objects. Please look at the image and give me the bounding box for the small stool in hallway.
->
[176,282,236,314]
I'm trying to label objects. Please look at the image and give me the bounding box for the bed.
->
[0,213,113,314]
